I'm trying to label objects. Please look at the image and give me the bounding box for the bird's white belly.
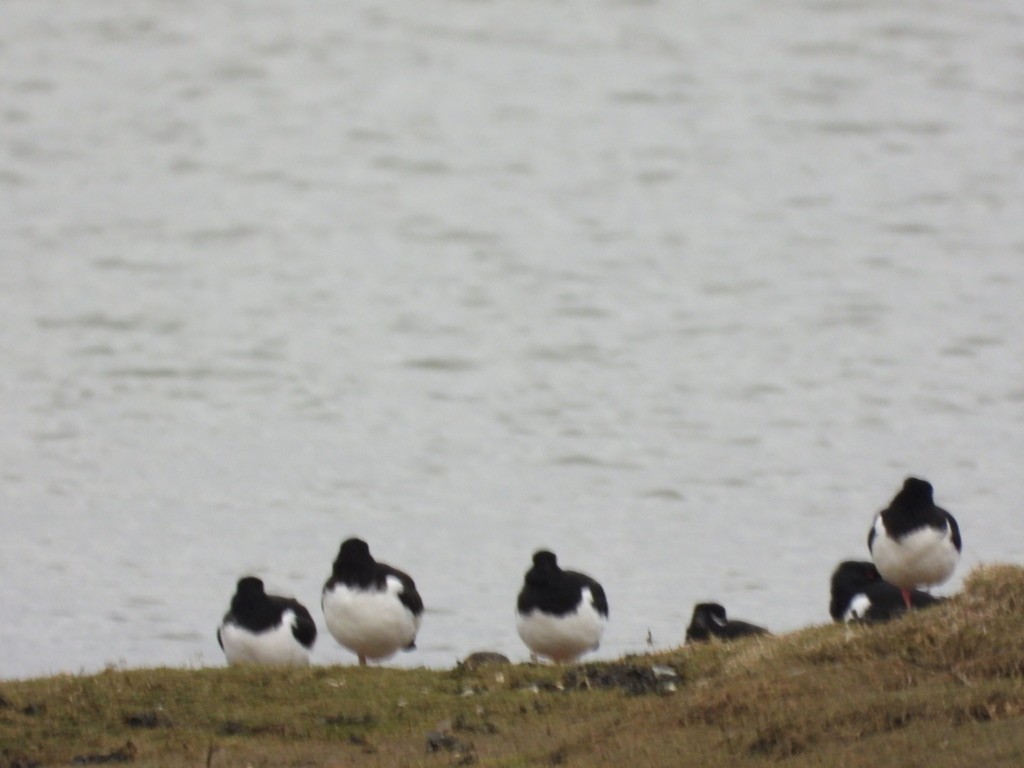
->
[516,595,606,663]
[322,582,419,661]
[220,611,310,666]
[843,594,873,622]
[872,521,958,589]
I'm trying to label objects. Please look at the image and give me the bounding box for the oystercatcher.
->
[684,602,769,643]
[217,576,316,666]
[829,560,942,623]
[516,550,608,663]
[321,538,423,665]
[868,477,961,609]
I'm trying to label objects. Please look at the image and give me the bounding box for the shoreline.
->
[2,564,1022,767]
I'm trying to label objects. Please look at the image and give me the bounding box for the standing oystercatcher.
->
[321,538,423,666]
[217,576,317,666]
[867,477,961,609]
[516,550,608,663]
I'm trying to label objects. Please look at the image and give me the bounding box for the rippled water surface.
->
[2,1,1023,679]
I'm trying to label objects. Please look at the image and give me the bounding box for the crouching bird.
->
[516,550,608,663]
[218,576,316,666]
[829,560,941,623]
[685,602,768,643]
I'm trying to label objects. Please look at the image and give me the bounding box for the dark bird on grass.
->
[830,560,943,623]
[685,602,769,644]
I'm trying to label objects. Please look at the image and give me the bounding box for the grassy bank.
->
[3,565,1024,767]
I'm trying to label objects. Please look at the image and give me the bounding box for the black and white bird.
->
[829,560,942,623]
[321,538,423,666]
[516,550,608,663]
[217,576,317,666]
[867,477,962,609]
[684,603,769,644]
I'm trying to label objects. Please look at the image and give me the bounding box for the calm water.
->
[2,1,1023,679]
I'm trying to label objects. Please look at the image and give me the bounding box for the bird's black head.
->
[685,602,728,642]
[236,576,265,597]
[898,477,934,505]
[693,602,727,625]
[829,561,883,621]
[832,561,881,590]
[329,537,379,584]
[337,537,373,565]
[231,576,268,613]
[532,550,558,569]
[525,550,561,586]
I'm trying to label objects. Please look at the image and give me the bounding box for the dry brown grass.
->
[3,564,1024,767]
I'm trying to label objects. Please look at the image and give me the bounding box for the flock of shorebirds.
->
[216,476,962,667]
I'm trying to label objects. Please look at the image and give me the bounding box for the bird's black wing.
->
[945,511,962,552]
[867,515,879,553]
[719,619,769,639]
[280,597,317,648]
[573,572,608,618]
[383,564,424,616]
